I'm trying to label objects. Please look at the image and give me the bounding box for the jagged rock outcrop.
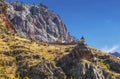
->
[57,37,120,79]
[29,61,66,79]
[57,39,104,79]
[69,60,104,79]
[7,2,76,43]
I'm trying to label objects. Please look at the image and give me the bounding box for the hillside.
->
[0,22,75,78]
[0,25,120,79]
[0,0,120,79]
[0,1,73,78]
[58,38,120,79]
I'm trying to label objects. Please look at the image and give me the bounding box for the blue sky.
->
[7,0,120,53]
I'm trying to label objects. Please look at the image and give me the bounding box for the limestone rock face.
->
[7,2,76,43]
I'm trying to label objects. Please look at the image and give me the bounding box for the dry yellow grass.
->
[0,25,120,78]
[0,25,75,78]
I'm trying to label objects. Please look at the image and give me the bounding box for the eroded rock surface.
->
[57,38,120,79]
[7,2,76,43]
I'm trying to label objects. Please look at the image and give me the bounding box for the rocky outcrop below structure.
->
[57,38,120,79]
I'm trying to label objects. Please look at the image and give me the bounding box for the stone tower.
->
[80,36,86,44]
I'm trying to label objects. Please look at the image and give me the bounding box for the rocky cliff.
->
[7,2,76,43]
[57,38,120,79]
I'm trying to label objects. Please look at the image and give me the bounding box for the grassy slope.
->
[0,24,120,78]
[89,46,120,77]
[0,25,74,79]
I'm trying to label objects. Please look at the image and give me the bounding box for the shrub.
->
[100,62,110,69]
[48,50,52,52]
[23,76,30,79]
[64,48,70,52]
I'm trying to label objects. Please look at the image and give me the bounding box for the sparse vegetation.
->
[0,3,120,78]
[0,24,120,78]
[23,76,30,79]
[100,62,110,69]
[0,24,73,78]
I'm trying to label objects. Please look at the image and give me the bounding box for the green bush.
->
[100,62,110,69]
[23,76,30,79]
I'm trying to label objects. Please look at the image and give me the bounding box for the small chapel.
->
[79,36,86,44]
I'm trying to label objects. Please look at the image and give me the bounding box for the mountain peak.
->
[111,52,120,57]
[7,1,77,43]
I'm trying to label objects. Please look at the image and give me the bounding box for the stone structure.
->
[79,36,86,44]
